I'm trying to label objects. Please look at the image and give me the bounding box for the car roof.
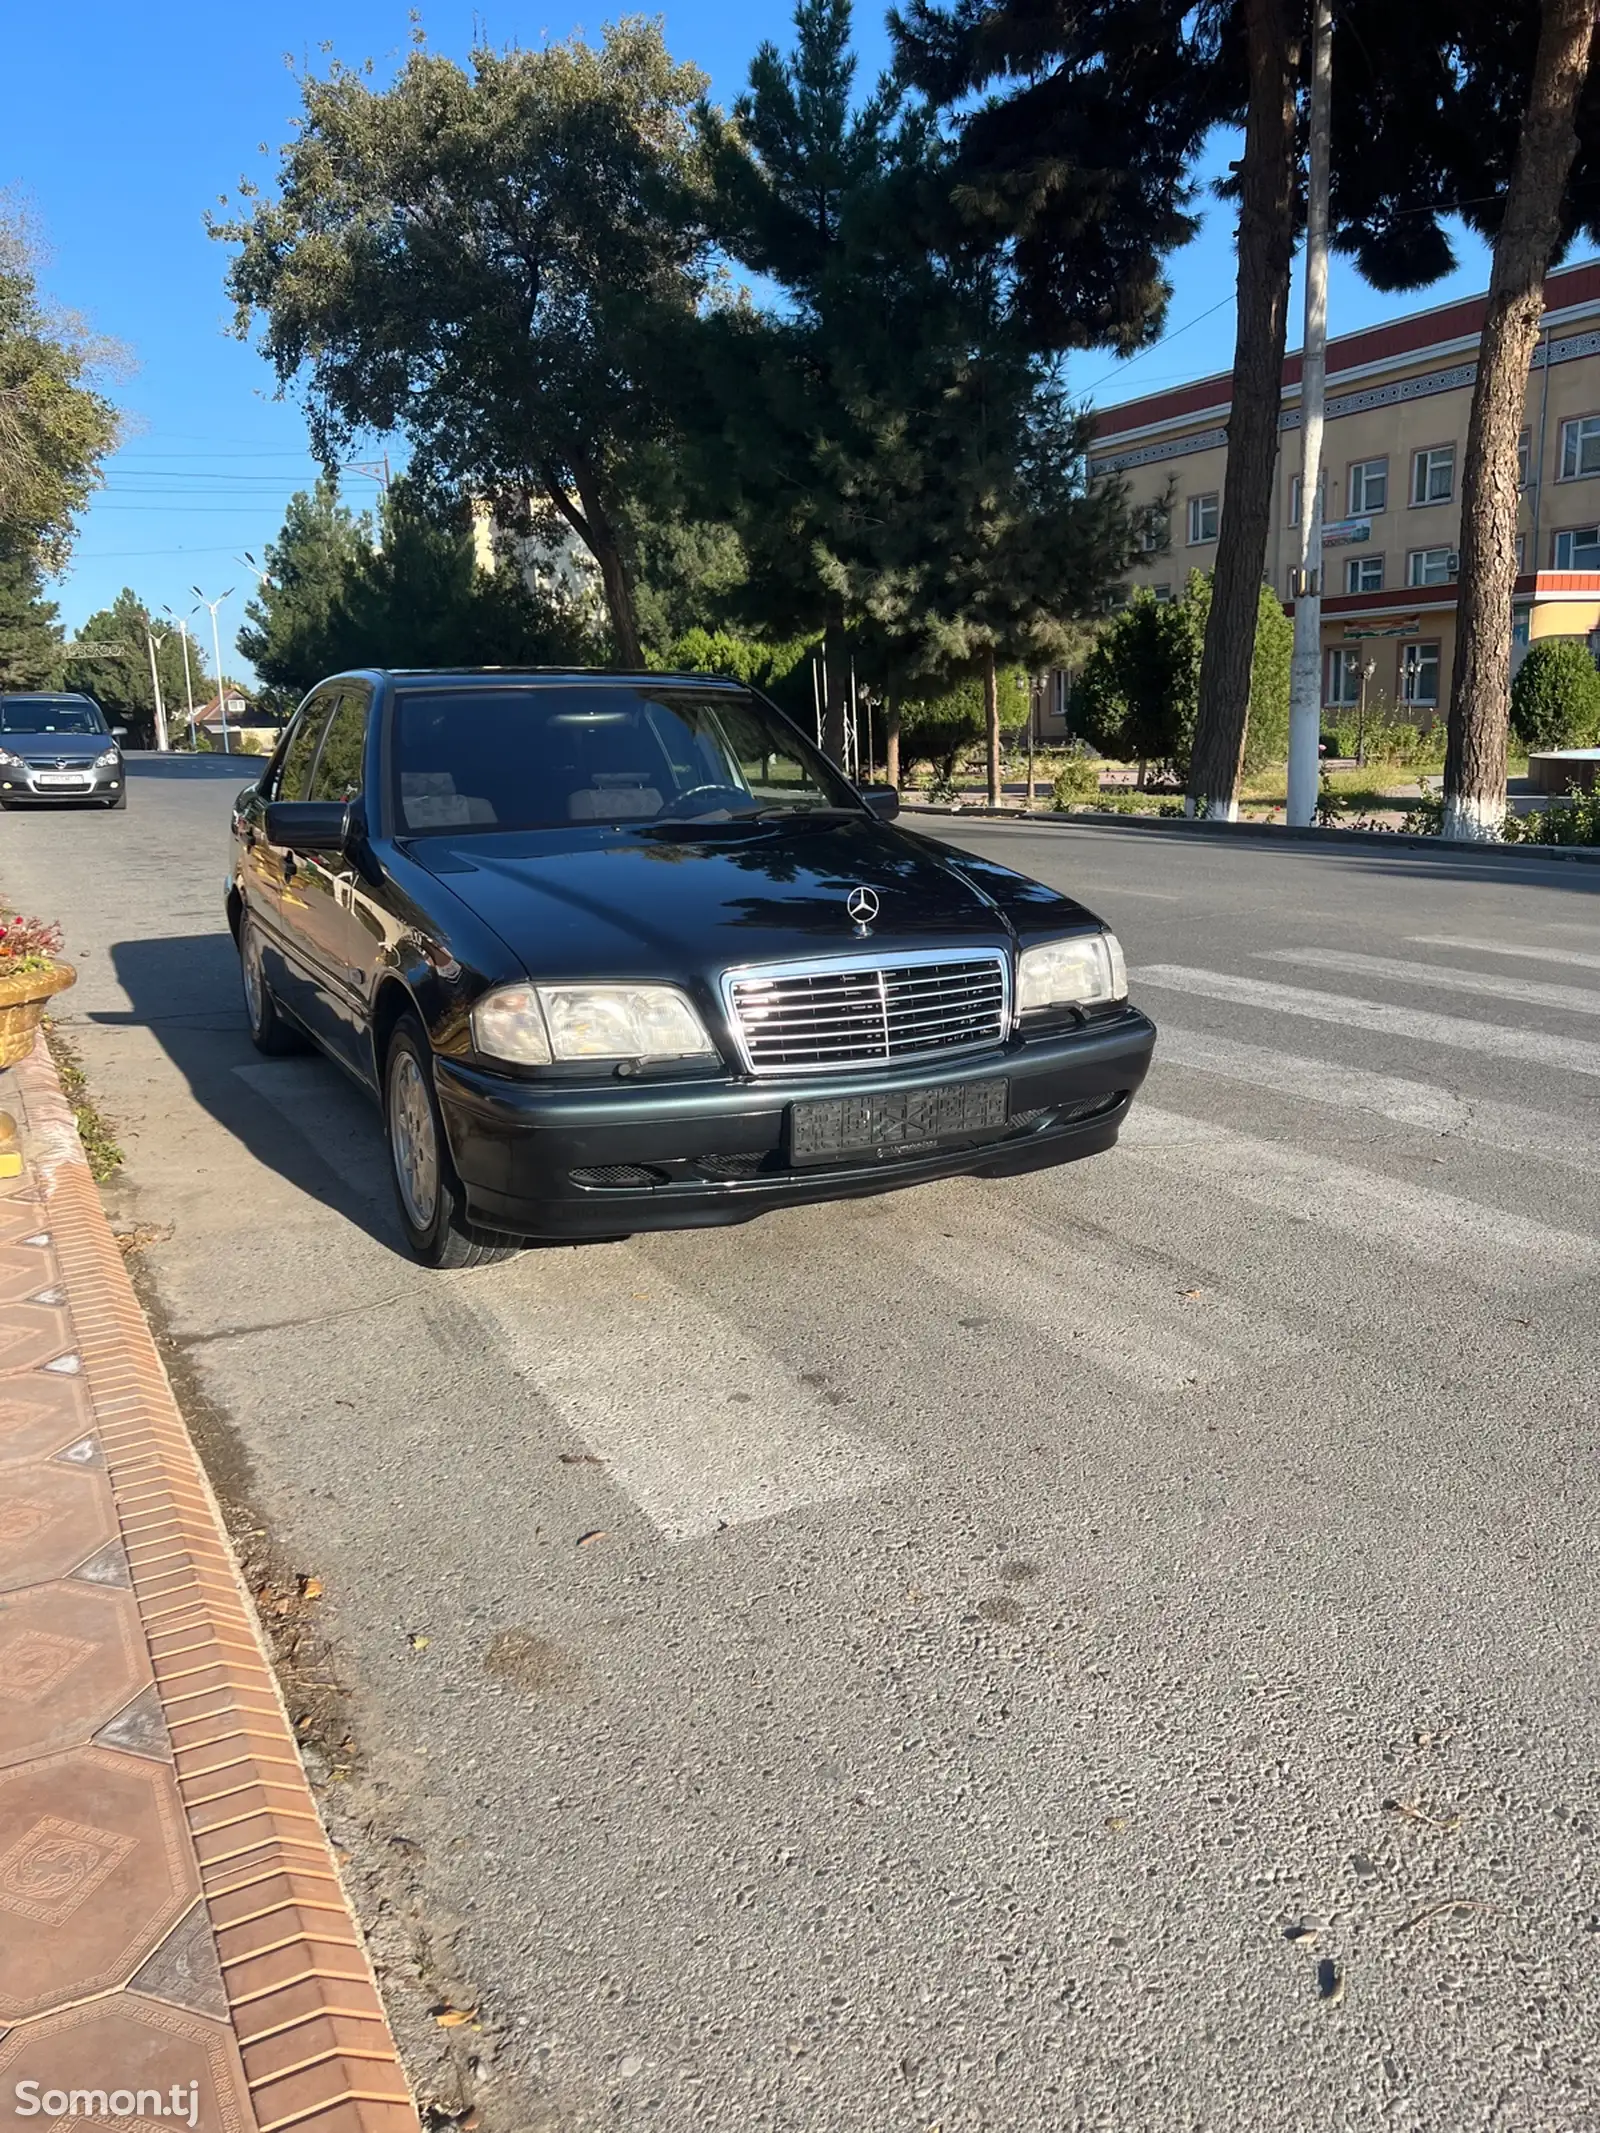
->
[332,668,752,691]
[0,689,97,701]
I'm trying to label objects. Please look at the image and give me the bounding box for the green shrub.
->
[1050,758,1102,810]
[1504,785,1600,845]
[1510,638,1600,751]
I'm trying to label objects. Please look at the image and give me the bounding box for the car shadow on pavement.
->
[103,930,410,1257]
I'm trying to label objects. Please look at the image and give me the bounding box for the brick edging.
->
[14,1036,419,2133]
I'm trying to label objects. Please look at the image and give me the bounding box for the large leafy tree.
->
[0,214,120,569]
[1332,0,1600,839]
[214,23,714,668]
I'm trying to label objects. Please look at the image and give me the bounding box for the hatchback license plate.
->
[34,772,90,787]
[789,1079,1009,1164]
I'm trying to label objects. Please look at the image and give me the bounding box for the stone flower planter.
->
[0,962,76,1068]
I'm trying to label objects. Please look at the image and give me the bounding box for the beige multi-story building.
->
[1089,257,1600,724]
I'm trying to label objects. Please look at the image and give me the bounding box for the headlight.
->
[94,747,120,767]
[0,748,21,768]
[1016,932,1127,1012]
[471,982,718,1065]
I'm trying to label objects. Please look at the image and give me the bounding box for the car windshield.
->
[0,698,105,735]
[392,684,861,834]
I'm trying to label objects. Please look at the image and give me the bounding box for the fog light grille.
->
[569,1163,670,1189]
[698,1152,765,1179]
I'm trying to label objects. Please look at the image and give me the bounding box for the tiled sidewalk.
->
[0,1038,418,2133]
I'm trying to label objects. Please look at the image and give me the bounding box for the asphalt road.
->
[8,755,1600,2132]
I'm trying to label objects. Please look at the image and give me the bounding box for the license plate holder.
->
[34,772,90,787]
[788,1079,1009,1165]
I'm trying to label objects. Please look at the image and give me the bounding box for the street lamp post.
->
[192,589,234,755]
[163,611,199,750]
[143,628,170,753]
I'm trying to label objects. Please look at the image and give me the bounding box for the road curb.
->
[7,1034,419,2133]
[903,801,1600,865]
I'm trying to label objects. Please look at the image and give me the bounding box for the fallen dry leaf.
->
[576,1529,608,1549]
[559,1452,607,1467]
[1384,1796,1461,1834]
[1177,1287,1204,1301]
[432,2005,478,2029]
[298,1573,324,1601]
[407,1632,430,1651]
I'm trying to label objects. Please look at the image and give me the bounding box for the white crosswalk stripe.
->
[1258,946,1600,1018]
[1120,1106,1600,1282]
[466,1258,910,1544]
[1155,1024,1600,1174]
[1408,934,1600,972]
[1135,964,1600,1077]
[895,1197,1310,1394]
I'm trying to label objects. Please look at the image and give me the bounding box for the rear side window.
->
[308,691,367,804]
[271,694,338,801]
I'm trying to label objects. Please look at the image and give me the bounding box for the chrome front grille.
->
[723,951,1010,1077]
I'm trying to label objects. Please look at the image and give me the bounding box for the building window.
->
[1512,609,1531,652]
[1411,445,1455,506]
[1554,525,1600,569]
[1349,458,1388,515]
[1345,555,1384,594]
[1515,533,1527,571]
[1325,648,1362,706]
[1401,641,1441,707]
[1288,471,1327,526]
[1560,415,1600,480]
[1104,586,1130,612]
[1187,492,1219,544]
[1407,546,1454,587]
[1139,504,1170,553]
[1518,430,1531,488]
[1151,583,1173,602]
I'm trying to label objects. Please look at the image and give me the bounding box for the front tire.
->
[384,1015,520,1269]
[240,912,305,1056]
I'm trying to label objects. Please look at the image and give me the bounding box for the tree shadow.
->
[100,929,409,1256]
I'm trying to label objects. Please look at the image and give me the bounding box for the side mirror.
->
[111,726,128,739]
[857,783,900,822]
[265,799,351,852]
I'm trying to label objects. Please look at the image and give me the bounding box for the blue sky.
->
[12,0,1501,675]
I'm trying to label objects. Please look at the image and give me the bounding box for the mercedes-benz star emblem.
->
[846,885,880,934]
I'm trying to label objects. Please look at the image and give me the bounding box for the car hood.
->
[9,732,110,760]
[408,817,1094,978]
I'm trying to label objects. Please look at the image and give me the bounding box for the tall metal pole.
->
[143,629,170,753]
[180,627,196,748]
[193,590,234,755]
[1287,0,1334,828]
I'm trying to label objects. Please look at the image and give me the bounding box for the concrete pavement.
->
[5,753,1600,2129]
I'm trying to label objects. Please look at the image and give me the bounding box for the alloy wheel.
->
[389,1048,440,1232]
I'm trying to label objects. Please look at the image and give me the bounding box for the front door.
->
[284,686,379,1080]
[247,690,338,1014]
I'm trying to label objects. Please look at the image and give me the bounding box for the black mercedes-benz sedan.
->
[226,669,1156,1266]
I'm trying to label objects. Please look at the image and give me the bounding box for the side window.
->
[271,694,338,801]
[308,689,368,805]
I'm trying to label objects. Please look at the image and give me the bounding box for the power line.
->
[1078,293,1236,399]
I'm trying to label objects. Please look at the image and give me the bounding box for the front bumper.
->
[435,1007,1157,1239]
[0,757,122,803]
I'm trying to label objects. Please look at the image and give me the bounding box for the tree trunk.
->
[1187,0,1300,821]
[1443,0,1597,843]
[984,644,1002,806]
[546,457,644,670]
[884,692,901,787]
[822,614,850,765]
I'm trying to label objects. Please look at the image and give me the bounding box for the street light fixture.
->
[143,626,171,754]
[161,608,199,750]
[191,588,235,755]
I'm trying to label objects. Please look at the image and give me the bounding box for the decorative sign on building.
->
[1342,618,1422,639]
[1320,516,1372,547]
